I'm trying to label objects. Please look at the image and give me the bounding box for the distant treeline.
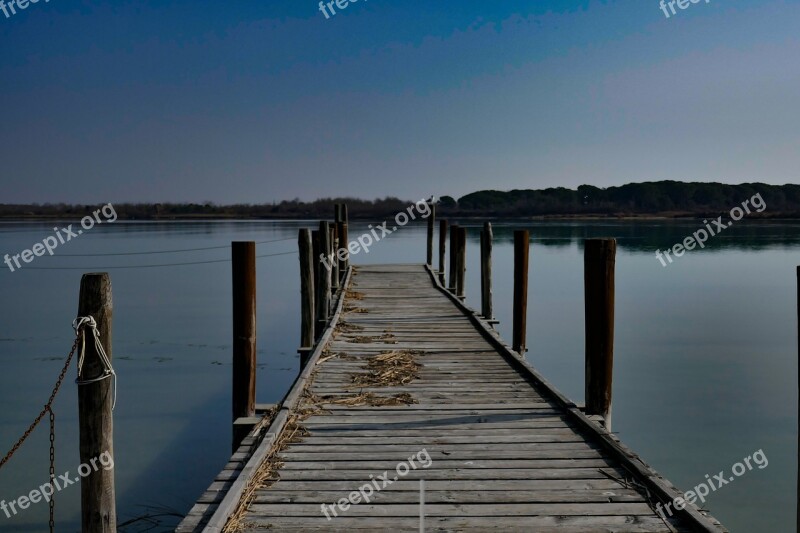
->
[2,181,799,220]
[0,197,415,220]
[449,181,800,217]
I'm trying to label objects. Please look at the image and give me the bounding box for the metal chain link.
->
[0,332,83,533]
[0,335,80,470]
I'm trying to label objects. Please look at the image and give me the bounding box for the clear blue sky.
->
[0,0,797,203]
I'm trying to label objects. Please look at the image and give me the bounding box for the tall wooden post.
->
[448,224,459,293]
[298,230,315,367]
[335,204,342,224]
[584,238,616,430]
[512,230,529,355]
[342,205,350,270]
[330,225,339,291]
[232,242,256,427]
[317,221,332,326]
[796,265,799,532]
[337,221,347,281]
[438,220,447,285]
[481,222,493,320]
[455,226,467,299]
[77,273,116,532]
[426,197,436,266]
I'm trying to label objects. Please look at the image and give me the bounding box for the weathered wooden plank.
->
[246,502,658,516]
[252,489,645,504]
[238,515,680,532]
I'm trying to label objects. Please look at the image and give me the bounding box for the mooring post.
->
[337,221,347,282]
[342,204,350,271]
[456,226,467,300]
[330,224,339,291]
[481,222,494,321]
[335,203,342,224]
[232,242,257,430]
[317,221,332,326]
[298,230,315,368]
[438,219,448,285]
[448,224,459,293]
[426,197,436,266]
[77,273,116,532]
[512,230,529,355]
[584,238,616,431]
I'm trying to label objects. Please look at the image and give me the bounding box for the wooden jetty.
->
[178,210,727,532]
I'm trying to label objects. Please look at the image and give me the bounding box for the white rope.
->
[73,316,117,410]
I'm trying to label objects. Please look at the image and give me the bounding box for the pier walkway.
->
[178,264,726,532]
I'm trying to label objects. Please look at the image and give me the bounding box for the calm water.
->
[0,219,797,532]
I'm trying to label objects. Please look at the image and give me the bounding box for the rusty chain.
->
[0,335,80,471]
[0,331,84,533]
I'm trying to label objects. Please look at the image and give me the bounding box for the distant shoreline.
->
[0,212,796,222]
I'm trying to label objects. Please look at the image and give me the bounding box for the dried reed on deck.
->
[349,350,422,387]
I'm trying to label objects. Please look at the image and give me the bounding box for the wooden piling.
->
[77,273,116,532]
[584,238,616,430]
[337,221,347,281]
[438,220,447,285]
[481,222,493,320]
[298,229,315,367]
[232,242,257,428]
[448,224,458,293]
[317,221,332,326]
[342,205,350,270]
[330,225,339,291]
[426,197,436,266]
[455,226,467,299]
[311,230,321,305]
[512,230,529,355]
[797,265,799,533]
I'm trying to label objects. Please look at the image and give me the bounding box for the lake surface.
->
[0,218,797,532]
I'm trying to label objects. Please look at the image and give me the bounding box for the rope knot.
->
[73,315,117,410]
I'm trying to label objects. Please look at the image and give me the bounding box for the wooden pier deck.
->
[180,263,726,532]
